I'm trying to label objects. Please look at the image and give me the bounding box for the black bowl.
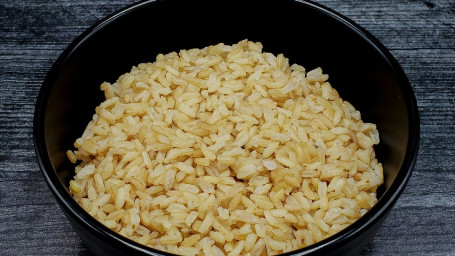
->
[34,0,419,255]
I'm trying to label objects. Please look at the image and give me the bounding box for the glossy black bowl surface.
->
[34,0,419,255]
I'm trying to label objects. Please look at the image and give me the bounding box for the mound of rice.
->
[68,39,383,255]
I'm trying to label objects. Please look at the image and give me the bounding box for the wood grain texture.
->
[0,0,454,255]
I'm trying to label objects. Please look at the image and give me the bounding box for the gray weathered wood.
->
[1,0,454,255]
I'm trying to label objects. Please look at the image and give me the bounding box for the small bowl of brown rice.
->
[34,0,419,255]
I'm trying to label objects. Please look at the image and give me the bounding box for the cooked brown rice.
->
[68,39,383,255]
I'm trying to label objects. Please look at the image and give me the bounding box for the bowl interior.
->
[36,0,418,254]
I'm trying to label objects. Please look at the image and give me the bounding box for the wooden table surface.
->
[1,0,454,255]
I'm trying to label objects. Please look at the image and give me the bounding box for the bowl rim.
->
[34,0,420,255]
